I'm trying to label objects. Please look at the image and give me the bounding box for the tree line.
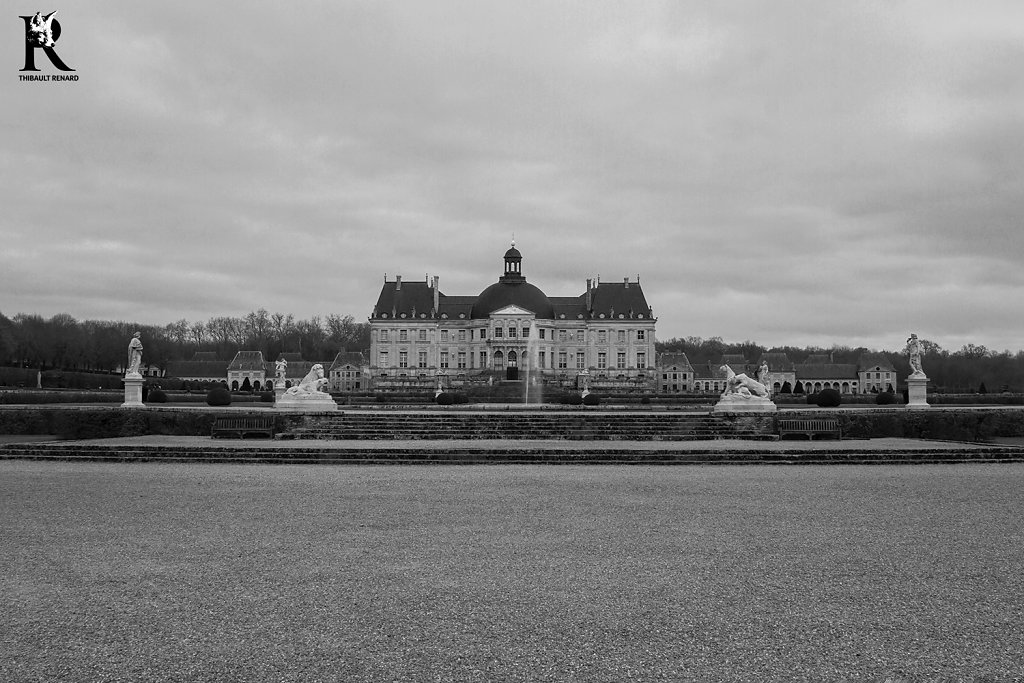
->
[2,313,1021,392]
[0,309,371,374]
[656,336,1024,393]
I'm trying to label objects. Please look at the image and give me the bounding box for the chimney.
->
[395,275,402,291]
[586,278,592,310]
[432,275,439,313]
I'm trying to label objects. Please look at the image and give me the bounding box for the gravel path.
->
[2,462,1022,682]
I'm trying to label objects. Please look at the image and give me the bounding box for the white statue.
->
[126,332,143,377]
[284,364,328,396]
[719,365,769,399]
[907,333,926,377]
[757,361,770,394]
[275,357,287,380]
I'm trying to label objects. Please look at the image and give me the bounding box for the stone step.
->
[2,443,1021,466]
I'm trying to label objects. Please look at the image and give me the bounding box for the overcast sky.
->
[4,1,1024,353]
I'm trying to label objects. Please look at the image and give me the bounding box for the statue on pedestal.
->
[284,364,328,396]
[756,360,770,396]
[126,332,144,377]
[713,364,776,413]
[275,358,287,381]
[907,333,926,378]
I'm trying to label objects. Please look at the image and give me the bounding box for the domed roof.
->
[470,242,553,319]
[471,280,554,319]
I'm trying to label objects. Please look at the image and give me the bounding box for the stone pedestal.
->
[713,395,777,414]
[275,393,338,412]
[907,375,929,407]
[121,374,145,408]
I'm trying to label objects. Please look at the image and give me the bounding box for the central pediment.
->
[490,304,535,317]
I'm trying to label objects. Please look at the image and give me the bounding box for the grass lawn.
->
[1,462,1022,682]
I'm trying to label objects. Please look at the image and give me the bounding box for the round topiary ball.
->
[582,393,601,406]
[815,388,842,407]
[147,388,168,403]
[206,386,232,406]
[875,391,898,405]
[436,392,454,405]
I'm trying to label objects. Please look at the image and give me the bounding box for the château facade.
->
[369,244,657,391]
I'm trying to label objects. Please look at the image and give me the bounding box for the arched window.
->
[841,382,850,394]
[231,380,239,391]
[494,350,505,369]
[507,350,518,368]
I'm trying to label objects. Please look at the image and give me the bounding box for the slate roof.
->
[328,351,368,372]
[588,281,653,320]
[858,355,896,372]
[190,352,219,362]
[692,363,733,380]
[804,354,832,364]
[795,363,859,380]
[658,352,694,371]
[167,359,228,379]
[227,351,266,372]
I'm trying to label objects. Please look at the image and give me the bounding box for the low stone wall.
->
[0,406,305,440]
[1,405,1021,443]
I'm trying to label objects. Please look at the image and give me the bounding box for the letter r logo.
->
[21,13,75,72]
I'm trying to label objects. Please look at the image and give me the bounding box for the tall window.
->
[617,330,626,344]
[440,351,449,369]
[457,351,466,369]
[576,330,584,342]
[480,350,488,368]
[494,327,503,338]
[418,329,427,342]
[418,351,427,368]
[558,330,567,342]
[576,353,585,370]
[637,353,646,369]
[597,352,607,369]
[598,330,607,344]
[399,329,408,342]
[378,351,388,367]
[558,352,567,369]
[458,329,466,342]
[440,330,449,342]
[399,351,408,368]
[617,352,626,369]
[538,350,546,368]
[380,329,389,342]
[522,327,530,339]
[637,330,645,341]
[508,326,517,338]
[539,329,546,340]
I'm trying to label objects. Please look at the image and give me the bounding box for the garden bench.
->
[211,415,276,439]
[777,418,841,440]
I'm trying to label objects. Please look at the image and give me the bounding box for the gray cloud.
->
[3,1,1023,353]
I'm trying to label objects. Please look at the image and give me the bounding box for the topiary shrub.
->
[206,386,232,406]
[582,393,601,406]
[147,388,168,403]
[640,396,651,405]
[436,392,454,405]
[453,393,469,404]
[806,393,819,405]
[260,391,275,403]
[563,393,583,406]
[815,388,842,407]
[875,391,898,405]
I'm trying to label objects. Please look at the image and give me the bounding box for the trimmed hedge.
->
[147,389,168,403]
[582,393,601,406]
[816,388,842,408]
[875,391,899,405]
[206,387,232,406]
